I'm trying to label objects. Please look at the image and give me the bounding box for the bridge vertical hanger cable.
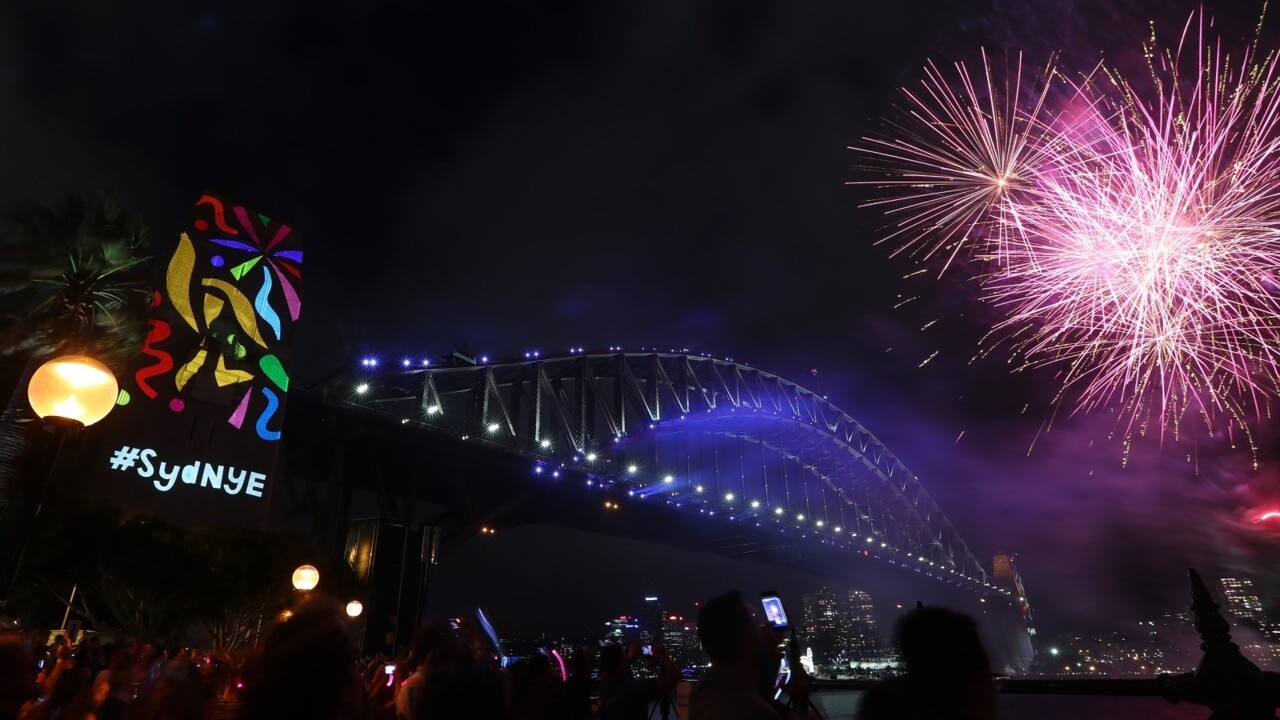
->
[761,440,770,510]
[712,434,720,501]
[684,430,692,497]
[783,456,792,519]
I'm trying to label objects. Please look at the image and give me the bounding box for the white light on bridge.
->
[724,493,734,502]
[796,514,805,521]
[815,520,824,527]
[355,384,369,394]
[750,500,760,509]
[426,404,441,414]
[487,423,501,432]
[586,453,597,461]
[775,508,784,515]
[627,465,638,474]
[663,475,674,484]
[540,439,551,448]
[833,527,842,533]
[694,485,704,493]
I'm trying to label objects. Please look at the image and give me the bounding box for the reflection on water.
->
[810,690,1209,719]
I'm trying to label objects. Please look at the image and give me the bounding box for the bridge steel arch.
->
[330,352,992,591]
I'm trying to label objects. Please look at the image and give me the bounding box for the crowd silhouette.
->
[0,594,993,720]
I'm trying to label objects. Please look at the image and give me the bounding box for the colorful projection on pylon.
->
[132,193,303,441]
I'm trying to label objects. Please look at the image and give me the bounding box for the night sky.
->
[4,0,1279,638]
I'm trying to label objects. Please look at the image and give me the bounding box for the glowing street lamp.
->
[346,600,364,618]
[292,564,320,591]
[1,355,118,609]
[27,355,119,428]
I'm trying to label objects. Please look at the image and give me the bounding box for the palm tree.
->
[0,194,152,505]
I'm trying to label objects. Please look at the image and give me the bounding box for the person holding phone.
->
[597,642,678,720]
[690,590,814,720]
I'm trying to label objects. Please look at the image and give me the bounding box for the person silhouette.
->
[858,606,996,720]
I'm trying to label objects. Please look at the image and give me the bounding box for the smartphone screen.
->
[761,593,789,629]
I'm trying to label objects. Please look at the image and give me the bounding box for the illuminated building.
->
[1220,577,1267,629]
[661,613,701,668]
[605,616,641,645]
[641,596,663,644]
[800,586,881,670]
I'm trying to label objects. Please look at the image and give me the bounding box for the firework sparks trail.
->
[852,49,1066,273]
[855,10,1280,448]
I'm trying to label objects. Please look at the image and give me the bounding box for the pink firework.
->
[860,10,1280,443]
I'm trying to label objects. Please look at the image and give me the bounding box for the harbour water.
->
[809,690,1210,719]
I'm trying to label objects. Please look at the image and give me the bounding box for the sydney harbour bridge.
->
[277,350,1027,648]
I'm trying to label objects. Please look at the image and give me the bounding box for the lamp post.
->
[0,354,118,610]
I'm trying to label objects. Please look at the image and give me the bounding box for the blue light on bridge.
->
[337,348,992,589]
